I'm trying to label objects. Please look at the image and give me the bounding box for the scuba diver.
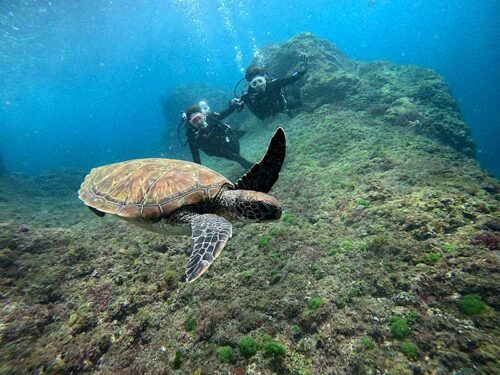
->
[180,101,253,169]
[231,55,309,120]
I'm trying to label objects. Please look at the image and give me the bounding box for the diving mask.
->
[189,112,207,128]
[250,75,266,91]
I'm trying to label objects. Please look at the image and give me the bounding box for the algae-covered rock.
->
[259,32,356,79]
[251,33,475,156]
[0,32,498,375]
[301,70,360,109]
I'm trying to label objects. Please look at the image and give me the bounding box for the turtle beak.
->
[259,203,282,222]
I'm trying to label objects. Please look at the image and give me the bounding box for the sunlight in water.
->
[217,0,244,72]
[171,0,258,73]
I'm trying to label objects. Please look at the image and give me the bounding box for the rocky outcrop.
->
[255,33,475,156]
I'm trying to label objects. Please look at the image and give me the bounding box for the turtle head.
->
[219,190,282,222]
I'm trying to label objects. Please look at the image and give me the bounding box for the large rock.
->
[254,33,475,156]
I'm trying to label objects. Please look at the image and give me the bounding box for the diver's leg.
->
[287,98,303,110]
[284,98,303,118]
[224,151,253,169]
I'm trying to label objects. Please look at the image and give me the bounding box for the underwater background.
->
[0,1,499,375]
[0,0,499,176]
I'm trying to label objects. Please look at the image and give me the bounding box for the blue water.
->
[1,0,499,176]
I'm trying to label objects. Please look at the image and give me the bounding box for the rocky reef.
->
[257,32,475,157]
[0,33,498,375]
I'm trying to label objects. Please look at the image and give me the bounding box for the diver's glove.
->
[229,97,244,112]
[296,54,309,75]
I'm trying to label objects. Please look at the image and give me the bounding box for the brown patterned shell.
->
[78,158,232,219]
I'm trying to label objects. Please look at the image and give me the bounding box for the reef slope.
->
[0,33,498,375]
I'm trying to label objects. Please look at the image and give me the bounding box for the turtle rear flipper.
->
[186,214,233,282]
[234,127,286,193]
[88,206,105,217]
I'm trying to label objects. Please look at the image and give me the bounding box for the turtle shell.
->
[78,158,232,220]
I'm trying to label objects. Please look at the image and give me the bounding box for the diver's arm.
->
[277,70,306,88]
[215,107,234,121]
[215,98,244,120]
[239,92,250,104]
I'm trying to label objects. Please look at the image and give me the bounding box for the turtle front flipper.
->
[186,214,233,282]
[234,127,286,193]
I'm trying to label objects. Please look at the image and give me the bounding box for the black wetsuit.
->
[186,109,252,169]
[240,70,306,120]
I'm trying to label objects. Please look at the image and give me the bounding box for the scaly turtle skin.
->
[79,128,286,282]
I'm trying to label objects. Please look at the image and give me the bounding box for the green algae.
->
[390,316,411,340]
[263,341,286,359]
[258,234,273,248]
[400,341,420,360]
[162,268,177,284]
[170,350,183,369]
[361,337,376,350]
[282,212,297,224]
[184,314,197,332]
[216,346,233,363]
[424,251,443,263]
[238,337,259,358]
[458,294,487,316]
[442,242,458,252]
[405,311,421,324]
[307,296,325,310]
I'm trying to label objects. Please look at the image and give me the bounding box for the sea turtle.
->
[78,128,286,282]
